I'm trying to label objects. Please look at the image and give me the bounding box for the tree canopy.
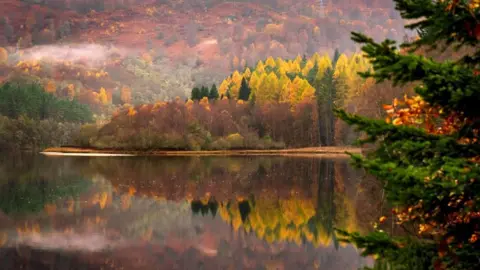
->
[335,1,480,269]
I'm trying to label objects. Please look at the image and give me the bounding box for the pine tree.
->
[208,84,219,100]
[332,48,340,68]
[191,87,201,100]
[316,68,336,146]
[335,1,480,269]
[238,77,251,101]
[307,61,319,87]
[200,86,209,99]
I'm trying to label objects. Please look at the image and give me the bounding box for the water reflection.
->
[0,154,382,269]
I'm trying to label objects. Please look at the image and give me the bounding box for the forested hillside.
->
[76,52,381,150]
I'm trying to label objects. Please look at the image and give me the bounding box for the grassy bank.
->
[41,147,362,156]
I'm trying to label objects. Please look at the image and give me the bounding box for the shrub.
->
[209,138,230,150]
[226,133,244,149]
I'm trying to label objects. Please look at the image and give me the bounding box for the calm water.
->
[0,154,382,270]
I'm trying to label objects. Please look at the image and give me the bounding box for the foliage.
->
[335,1,480,269]
[0,115,84,150]
[0,82,93,123]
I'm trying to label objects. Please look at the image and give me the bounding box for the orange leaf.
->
[383,104,393,110]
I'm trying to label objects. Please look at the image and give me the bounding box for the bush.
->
[226,133,244,149]
[156,32,164,40]
[209,138,230,150]
[73,124,99,147]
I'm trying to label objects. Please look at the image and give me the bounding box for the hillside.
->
[0,0,409,108]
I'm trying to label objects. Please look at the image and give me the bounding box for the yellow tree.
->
[333,53,349,77]
[256,72,278,104]
[255,60,266,73]
[301,59,315,77]
[98,87,109,105]
[275,57,285,67]
[248,71,261,95]
[244,67,252,79]
[265,56,276,68]
[316,55,333,81]
[218,78,231,96]
[288,60,301,74]
[278,74,292,103]
[230,70,243,98]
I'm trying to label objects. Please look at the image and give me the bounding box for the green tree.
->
[335,1,480,269]
[208,84,219,100]
[332,48,340,68]
[316,68,336,146]
[200,86,209,99]
[191,87,201,100]
[0,82,92,123]
[238,77,251,101]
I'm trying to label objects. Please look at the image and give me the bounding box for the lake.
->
[0,153,383,270]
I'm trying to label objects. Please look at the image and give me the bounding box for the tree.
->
[200,86,209,99]
[191,87,201,100]
[335,1,480,269]
[98,87,109,105]
[208,84,219,100]
[332,48,340,68]
[316,68,336,146]
[238,77,251,101]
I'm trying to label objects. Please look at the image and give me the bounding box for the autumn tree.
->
[336,1,480,269]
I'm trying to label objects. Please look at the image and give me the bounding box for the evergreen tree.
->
[191,87,201,100]
[332,48,340,68]
[307,61,319,87]
[238,77,251,101]
[200,86,209,99]
[335,1,480,269]
[208,84,219,100]
[0,82,92,123]
[316,68,336,146]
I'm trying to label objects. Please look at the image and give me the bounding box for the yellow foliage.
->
[127,106,137,117]
[185,99,194,109]
[256,72,278,104]
[0,47,7,65]
[98,87,109,105]
[265,56,276,68]
[218,78,231,95]
[256,60,265,73]
[244,67,252,78]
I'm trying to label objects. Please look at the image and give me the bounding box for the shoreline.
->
[41,147,362,157]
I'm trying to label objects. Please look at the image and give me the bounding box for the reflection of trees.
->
[193,159,362,247]
[0,154,91,215]
[0,177,90,215]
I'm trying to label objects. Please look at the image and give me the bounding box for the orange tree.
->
[335,1,480,269]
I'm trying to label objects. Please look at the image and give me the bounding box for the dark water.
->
[0,153,383,270]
